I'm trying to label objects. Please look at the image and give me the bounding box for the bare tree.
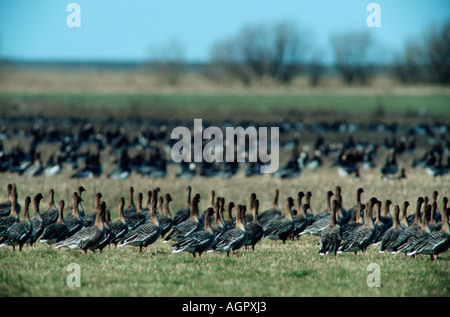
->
[210,21,310,85]
[391,40,426,83]
[330,30,374,85]
[425,20,450,84]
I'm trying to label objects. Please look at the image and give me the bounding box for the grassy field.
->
[0,166,448,297]
[0,87,449,297]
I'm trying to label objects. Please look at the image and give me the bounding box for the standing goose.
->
[407,207,450,261]
[300,191,334,236]
[172,206,215,258]
[163,194,201,243]
[400,201,410,228]
[83,193,103,227]
[66,186,87,220]
[211,198,227,240]
[158,193,173,239]
[427,202,440,232]
[56,201,107,253]
[0,196,32,251]
[263,197,295,244]
[64,192,84,238]
[209,204,248,257]
[245,199,265,251]
[244,193,257,225]
[0,191,20,238]
[380,205,403,253]
[0,184,13,217]
[393,204,431,256]
[108,197,128,247]
[373,200,391,245]
[292,191,308,238]
[346,187,364,222]
[338,197,378,255]
[391,197,425,253]
[124,193,146,230]
[224,201,236,229]
[319,199,342,256]
[41,189,58,226]
[40,200,68,247]
[27,193,45,246]
[257,189,282,229]
[172,185,192,226]
[118,193,161,252]
[341,203,365,241]
[123,186,137,217]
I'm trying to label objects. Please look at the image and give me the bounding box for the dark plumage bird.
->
[263,197,295,244]
[27,193,45,246]
[64,192,84,238]
[124,192,147,230]
[209,204,248,257]
[291,191,309,238]
[157,193,173,240]
[56,201,108,253]
[407,207,450,261]
[0,184,13,217]
[118,194,161,252]
[0,191,20,238]
[319,199,342,256]
[172,186,192,226]
[380,204,404,253]
[40,200,68,247]
[0,196,32,251]
[108,197,128,247]
[300,191,334,236]
[244,198,264,251]
[257,189,282,230]
[172,206,215,258]
[41,188,58,226]
[338,197,378,254]
[163,194,201,243]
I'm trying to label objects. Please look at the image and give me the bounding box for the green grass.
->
[0,168,448,297]
[1,91,449,120]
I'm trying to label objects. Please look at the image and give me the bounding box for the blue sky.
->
[0,0,448,62]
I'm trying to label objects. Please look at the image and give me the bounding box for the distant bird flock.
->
[0,183,448,261]
[0,116,449,179]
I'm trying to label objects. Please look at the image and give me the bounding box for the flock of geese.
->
[0,183,448,261]
[0,116,449,179]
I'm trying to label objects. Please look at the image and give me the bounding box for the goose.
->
[172,185,192,226]
[257,189,282,230]
[123,186,137,217]
[0,196,32,251]
[83,193,103,227]
[319,199,342,256]
[163,193,201,243]
[436,197,448,230]
[427,202,440,232]
[40,200,68,247]
[158,193,173,239]
[224,201,236,229]
[200,190,215,224]
[380,205,403,253]
[41,189,58,226]
[390,197,425,253]
[407,207,450,261]
[338,197,378,255]
[244,199,264,251]
[97,206,113,253]
[341,204,365,241]
[263,197,295,244]
[56,201,108,253]
[380,150,398,177]
[0,191,20,238]
[172,206,215,258]
[373,200,392,245]
[211,198,227,240]
[399,201,410,228]
[0,184,13,217]
[63,192,84,238]
[118,193,161,252]
[430,191,442,224]
[42,154,62,176]
[209,204,248,257]
[346,187,364,222]
[27,193,45,246]
[108,197,128,247]
[66,186,86,219]
[124,192,146,230]
[335,186,350,225]
[300,191,334,236]
[393,204,432,256]
[244,193,257,225]
[291,191,308,238]
[21,152,43,177]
